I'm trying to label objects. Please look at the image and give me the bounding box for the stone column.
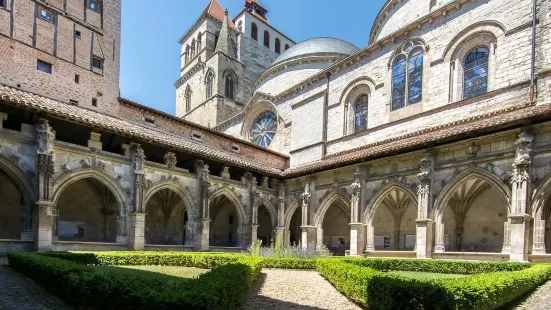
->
[196,162,211,251]
[248,175,259,246]
[36,202,56,251]
[365,223,375,251]
[276,183,286,246]
[128,213,145,250]
[35,119,56,251]
[416,150,435,259]
[508,132,534,262]
[349,168,365,256]
[128,144,146,251]
[300,182,317,250]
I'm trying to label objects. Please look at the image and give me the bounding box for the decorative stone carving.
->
[164,152,177,170]
[465,140,481,158]
[80,160,90,168]
[96,161,106,172]
[36,119,55,156]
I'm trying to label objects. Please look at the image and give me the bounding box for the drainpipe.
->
[530,0,537,101]
[323,72,331,157]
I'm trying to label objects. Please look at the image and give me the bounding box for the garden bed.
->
[316,258,551,310]
[8,251,262,310]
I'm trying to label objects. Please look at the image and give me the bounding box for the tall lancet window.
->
[264,31,270,48]
[225,73,235,100]
[206,70,214,99]
[391,40,425,111]
[251,23,258,41]
[185,86,192,112]
[463,47,489,100]
[354,94,369,133]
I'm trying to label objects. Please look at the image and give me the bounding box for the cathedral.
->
[0,0,551,262]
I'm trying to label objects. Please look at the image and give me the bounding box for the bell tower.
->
[245,0,269,22]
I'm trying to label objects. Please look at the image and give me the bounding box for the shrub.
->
[8,252,262,310]
[316,258,551,310]
[247,235,332,259]
[345,257,530,274]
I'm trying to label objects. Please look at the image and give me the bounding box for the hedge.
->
[39,251,316,269]
[8,252,262,310]
[345,257,530,274]
[316,258,551,310]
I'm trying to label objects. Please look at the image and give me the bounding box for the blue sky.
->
[119,0,387,114]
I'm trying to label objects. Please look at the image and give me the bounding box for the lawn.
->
[95,265,209,279]
[386,270,468,280]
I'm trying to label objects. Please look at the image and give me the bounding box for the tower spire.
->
[215,7,236,58]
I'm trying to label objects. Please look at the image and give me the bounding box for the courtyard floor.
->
[0,257,72,310]
[1,256,551,310]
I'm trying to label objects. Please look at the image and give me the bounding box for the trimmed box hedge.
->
[39,251,317,270]
[316,258,551,310]
[8,252,262,310]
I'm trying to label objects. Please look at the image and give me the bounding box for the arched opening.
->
[251,23,258,41]
[0,169,23,239]
[57,178,119,242]
[210,194,240,247]
[145,189,188,245]
[257,204,273,245]
[441,177,507,252]
[372,188,416,250]
[463,46,489,100]
[321,200,350,256]
[288,207,301,245]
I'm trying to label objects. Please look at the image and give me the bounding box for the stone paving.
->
[242,269,362,310]
[0,257,72,310]
[511,280,551,310]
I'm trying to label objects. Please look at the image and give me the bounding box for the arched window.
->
[237,21,243,33]
[185,86,192,112]
[190,39,196,58]
[196,33,202,53]
[463,47,489,100]
[184,45,190,64]
[285,44,290,51]
[205,70,214,99]
[264,31,270,48]
[354,94,369,132]
[251,23,258,41]
[391,41,424,111]
[225,72,235,100]
[275,38,281,54]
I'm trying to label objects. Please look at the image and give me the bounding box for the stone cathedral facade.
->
[1,0,551,262]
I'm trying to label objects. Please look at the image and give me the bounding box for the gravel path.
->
[0,257,72,310]
[510,280,551,310]
[242,269,362,310]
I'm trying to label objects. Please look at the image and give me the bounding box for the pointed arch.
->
[53,169,130,217]
[223,69,237,100]
[251,22,258,41]
[532,175,551,219]
[0,155,35,204]
[210,187,247,225]
[185,85,192,112]
[364,182,418,224]
[253,198,277,229]
[433,168,511,218]
[204,68,215,99]
[144,181,196,220]
[314,190,351,227]
[284,200,300,230]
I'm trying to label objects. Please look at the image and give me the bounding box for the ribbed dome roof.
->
[271,37,360,66]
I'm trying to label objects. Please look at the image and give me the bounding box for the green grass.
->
[95,265,209,279]
[386,270,469,280]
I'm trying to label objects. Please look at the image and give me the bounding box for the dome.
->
[271,37,360,66]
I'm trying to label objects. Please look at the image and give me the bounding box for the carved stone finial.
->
[417,150,434,182]
[164,152,177,170]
